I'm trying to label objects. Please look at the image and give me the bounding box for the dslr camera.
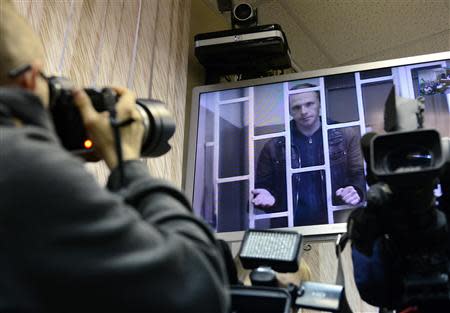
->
[48,76,175,159]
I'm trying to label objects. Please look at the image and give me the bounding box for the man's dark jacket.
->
[0,88,229,312]
[255,120,365,225]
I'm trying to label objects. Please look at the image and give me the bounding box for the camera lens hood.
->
[137,99,175,157]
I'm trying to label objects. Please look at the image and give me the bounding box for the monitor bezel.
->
[184,51,450,242]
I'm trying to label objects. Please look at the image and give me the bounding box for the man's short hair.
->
[0,1,45,84]
[289,82,320,102]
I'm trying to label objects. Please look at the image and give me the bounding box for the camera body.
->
[366,130,450,308]
[48,76,175,159]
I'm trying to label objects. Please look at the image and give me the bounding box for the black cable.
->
[109,109,135,187]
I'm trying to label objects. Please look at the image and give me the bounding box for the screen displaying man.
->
[252,83,365,226]
[0,2,229,312]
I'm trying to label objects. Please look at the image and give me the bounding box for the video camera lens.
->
[385,145,433,173]
[371,129,445,186]
[47,76,175,159]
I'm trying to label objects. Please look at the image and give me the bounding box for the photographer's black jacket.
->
[0,88,229,312]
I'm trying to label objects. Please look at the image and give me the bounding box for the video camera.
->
[231,230,345,313]
[349,85,450,310]
[47,76,175,159]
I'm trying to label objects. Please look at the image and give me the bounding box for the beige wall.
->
[14,0,191,187]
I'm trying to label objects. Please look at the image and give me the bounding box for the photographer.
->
[0,2,229,312]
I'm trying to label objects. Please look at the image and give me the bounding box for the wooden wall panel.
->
[12,0,30,19]
[163,0,190,186]
[18,0,46,49]
[56,1,84,77]
[148,0,172,102]
[143,0,191,185]
[165,0,180,104]
[65,0,108,85]
[129,0,158,98]
[144,0,175,180]
[13,0,191,187]
[36,1,75,75]
[95,0,124,88]
[109,1,140,87]
[176,0,192,186]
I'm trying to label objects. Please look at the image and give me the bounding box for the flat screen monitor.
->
[184,51,450,241]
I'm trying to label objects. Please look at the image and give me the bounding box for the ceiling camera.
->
[232,3,257,28]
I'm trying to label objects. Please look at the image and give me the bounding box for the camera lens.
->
[385,145,433,173]
[233,3,253,21]
[136,99,175,157]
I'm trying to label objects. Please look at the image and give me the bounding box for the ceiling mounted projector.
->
[194,24,291,76]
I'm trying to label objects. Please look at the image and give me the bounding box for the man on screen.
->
[252,83,365,226]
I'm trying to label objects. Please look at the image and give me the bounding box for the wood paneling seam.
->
[57,0,75,75]
[164,0,176,102]
[147,0,160,98]
[91,1,111,87]
[111,0,126,82]
[127,0,143,89]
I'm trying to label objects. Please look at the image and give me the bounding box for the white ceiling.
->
[204,0,450,71]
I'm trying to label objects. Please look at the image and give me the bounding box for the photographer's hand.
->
[73,87,144,170]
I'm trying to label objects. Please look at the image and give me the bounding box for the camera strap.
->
[335,233,354,313]
[109,108,135,187]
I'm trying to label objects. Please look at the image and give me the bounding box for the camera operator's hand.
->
[73,87,144,170]
[251,188,275,208]
[336,186,360,205]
